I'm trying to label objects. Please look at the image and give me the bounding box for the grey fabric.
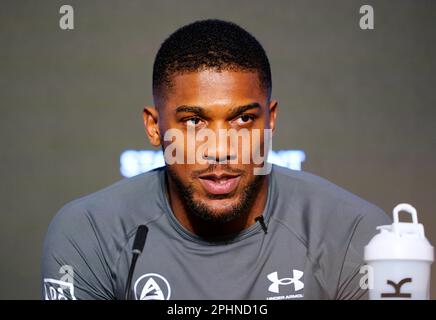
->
[41,165,391,300]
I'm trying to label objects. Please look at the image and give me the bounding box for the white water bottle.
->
[364,203,434,300]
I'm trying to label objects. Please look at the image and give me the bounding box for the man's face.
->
[147,69,277,223]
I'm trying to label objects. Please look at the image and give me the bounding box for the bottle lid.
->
[364,203,434,262]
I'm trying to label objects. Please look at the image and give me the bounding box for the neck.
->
[165,172,269,238]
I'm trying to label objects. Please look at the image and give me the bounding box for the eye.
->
[235,114,254,125]
[185,117,202,127]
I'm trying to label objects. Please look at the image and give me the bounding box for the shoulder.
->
[270,165,391,244]
[59,167,164,220]
[272,165,388,220]
[45,167,166,250]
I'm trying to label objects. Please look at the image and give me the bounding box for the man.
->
[42,19,390,300]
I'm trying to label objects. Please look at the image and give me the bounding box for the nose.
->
[202,127,237,164]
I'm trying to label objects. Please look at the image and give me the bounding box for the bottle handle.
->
[393,203,418,224]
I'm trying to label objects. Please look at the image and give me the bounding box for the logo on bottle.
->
[381,278,412,298]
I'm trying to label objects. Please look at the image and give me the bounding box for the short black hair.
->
[152,19,272,101]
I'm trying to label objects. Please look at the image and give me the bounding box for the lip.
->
[198,172,241,195]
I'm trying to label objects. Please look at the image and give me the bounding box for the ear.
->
[143,106,161,146]
[268,99,278,134]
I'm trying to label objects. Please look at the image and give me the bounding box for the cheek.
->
[168,164,191,184]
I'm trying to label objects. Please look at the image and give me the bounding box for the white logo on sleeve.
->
[267,269,304,293]
[44,279,76,300]
[134,273,171,300]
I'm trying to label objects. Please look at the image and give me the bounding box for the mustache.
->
[191,164,245,179]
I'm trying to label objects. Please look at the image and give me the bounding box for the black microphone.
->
[255,215,268,234]
[124,225,148,300]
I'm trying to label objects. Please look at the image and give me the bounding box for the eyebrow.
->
[175,105,205,115]
[227,102,261,119]
[175,102,261,119]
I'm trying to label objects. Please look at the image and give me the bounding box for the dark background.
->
[1,0,435,299]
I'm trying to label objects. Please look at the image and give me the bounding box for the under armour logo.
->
[267,269,304,293]
[381,278,412,298]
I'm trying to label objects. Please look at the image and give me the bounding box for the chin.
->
[193,197,243,223]
[203,201,232,212]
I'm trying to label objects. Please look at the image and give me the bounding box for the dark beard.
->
[166,167,264,224]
